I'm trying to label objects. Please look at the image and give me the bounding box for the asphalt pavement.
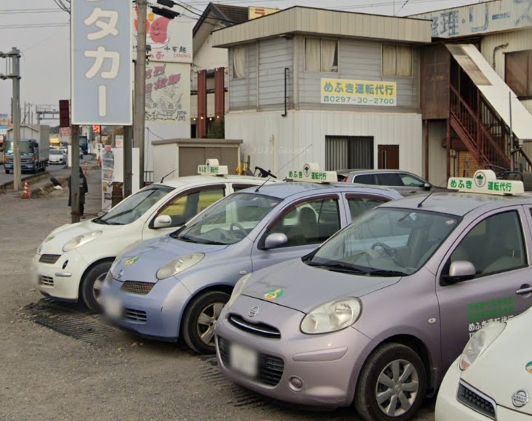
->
[0,168,436,421]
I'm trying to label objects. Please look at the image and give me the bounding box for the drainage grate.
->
[21,298,121,347]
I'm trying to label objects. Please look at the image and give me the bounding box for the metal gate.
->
[325,136,374,170]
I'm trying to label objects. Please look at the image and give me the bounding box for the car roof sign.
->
[287,163,337,183]
[198,159,229,176]
[448,169,524,196]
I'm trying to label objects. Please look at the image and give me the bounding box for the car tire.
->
[80,261,112,313]
[182,290,230,355]
[355,343,426,421]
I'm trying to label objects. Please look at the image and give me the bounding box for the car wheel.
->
[355,343,426,421]
[182,290,230,355]
[81,261,111,313]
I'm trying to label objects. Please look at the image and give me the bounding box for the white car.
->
[32,167,278,312]
[48,149,67,165]
[436,307,532,421]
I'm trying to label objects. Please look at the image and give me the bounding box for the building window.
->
[506,50,532,98]
[305,38,338,72]
[382,45,413,77]
[232,46,246,79]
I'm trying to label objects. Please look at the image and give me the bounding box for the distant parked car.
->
[337,169,433,196]
[48,149,67,165]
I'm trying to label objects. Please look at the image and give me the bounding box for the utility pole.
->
[134,0,147,190]
[0,48,22,191]
[123,125,133,198]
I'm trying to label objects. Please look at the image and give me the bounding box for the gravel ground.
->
[0,167,435,421]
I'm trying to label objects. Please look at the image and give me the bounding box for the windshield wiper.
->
[366,269,408,277]
[307,261,370,275]
[176,235,226,245]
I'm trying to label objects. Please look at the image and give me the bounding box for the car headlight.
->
[156,253,204,280]
[459,321,506,371]
[62,231,102,252]
[301,298,362,334]
[226,273,252,309]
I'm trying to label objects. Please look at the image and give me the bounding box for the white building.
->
[211,6,433,179]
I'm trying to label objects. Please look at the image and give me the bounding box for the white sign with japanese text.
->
[413,0,532,38]
[133,9,193,63]
[72,0,132,125]
[145,62,190,125]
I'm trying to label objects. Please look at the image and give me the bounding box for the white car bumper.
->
[31,250,89,301]
[436,358,528,421]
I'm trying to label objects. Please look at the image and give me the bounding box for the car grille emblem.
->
[512,390,529,408]
[248,306,260,318]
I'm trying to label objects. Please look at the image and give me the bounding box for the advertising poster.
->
[101,145,115,210]
[321,79,397,107]
[145,62,190,125]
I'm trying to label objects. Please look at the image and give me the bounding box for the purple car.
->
[215,170,532,421]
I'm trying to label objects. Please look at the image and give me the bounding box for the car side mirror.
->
[423,182,432,190]
[445,261,476,284]
[153,215,173,229]
[263,233,288,250]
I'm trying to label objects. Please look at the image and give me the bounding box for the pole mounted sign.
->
[71,0,132,125]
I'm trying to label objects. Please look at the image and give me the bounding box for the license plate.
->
[103,296,123,319]
[229,342,258,378]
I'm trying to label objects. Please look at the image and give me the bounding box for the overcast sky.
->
[0,0,476,124]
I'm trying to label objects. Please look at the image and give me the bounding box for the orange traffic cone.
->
[23,181,30,199]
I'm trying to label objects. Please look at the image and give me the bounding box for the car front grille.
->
[120,281,155,295]
[457,380,497,420]
[123,308,147,323]
[218,337,284,386]
[39,254,61,264]
[39,276,54,286]
[228,315,281,339]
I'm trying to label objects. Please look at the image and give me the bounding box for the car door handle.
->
[516,284,532,295]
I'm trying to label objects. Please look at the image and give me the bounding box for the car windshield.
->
[174,193,282,245]
[94,185,174,226]
[50,150,62,155]
[306,208,461,276]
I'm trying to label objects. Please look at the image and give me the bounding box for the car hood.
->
[112,235,229,282]
[241,258,401,314]
[461,310,532,415]
[37,220,119,255]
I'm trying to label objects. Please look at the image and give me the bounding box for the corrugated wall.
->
[226,110,423,179]
[481,30,532,114]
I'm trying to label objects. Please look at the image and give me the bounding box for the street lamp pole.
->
[134,0,147,189]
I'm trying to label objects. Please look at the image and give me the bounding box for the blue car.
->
[102,177,403,354]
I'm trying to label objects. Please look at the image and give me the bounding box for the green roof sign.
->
[447,170,524,196]
[287,163,337,183]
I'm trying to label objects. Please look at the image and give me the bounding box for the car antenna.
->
[417,178,449,208]
[254,144,314,192]
[160,169,177,183]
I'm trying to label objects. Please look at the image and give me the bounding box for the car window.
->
[175,193,282,245]
[347,195,389,220]
[352,174,376,185]
[158,187,225,228]
[447,211,526,279]
[400,173,425,187]
[309,209,459,275]
[266,197,340,247]
[232,184,259,192]
[376,173,403,186]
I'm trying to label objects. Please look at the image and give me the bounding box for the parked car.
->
[31,160,278,313]
[101,171,403,355]
[337,169,433,196]
[214,169,531,421]
[48,149,67,165]
[436,306,532,421]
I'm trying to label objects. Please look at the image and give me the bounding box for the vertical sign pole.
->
[509,91,514,172]
[12,47,22,191]
[71,124,81,223]
[134,0,147,190]
[123,125,133,198]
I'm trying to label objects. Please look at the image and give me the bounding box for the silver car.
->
[101,182,402,354]
[215,170,532,421]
